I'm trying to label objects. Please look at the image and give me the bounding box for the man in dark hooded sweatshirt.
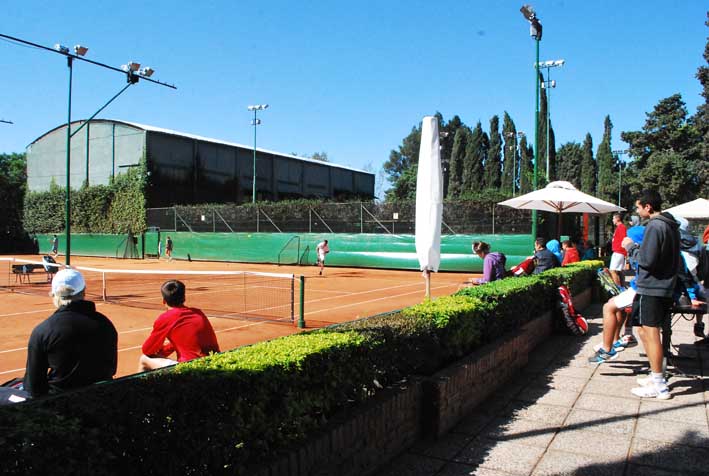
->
[621,190,680,400]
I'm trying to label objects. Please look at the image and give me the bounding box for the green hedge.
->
[0,260,601,475]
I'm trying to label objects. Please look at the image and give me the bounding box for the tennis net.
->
[0,257,297,323]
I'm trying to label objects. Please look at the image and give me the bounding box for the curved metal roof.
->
[28,118,370,174]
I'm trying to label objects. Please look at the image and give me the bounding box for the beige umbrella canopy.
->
[664,198,709,219]
[498,181,625,237]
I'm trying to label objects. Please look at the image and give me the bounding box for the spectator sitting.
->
[546,239,563,262]
[533,237,560,274]
[471,241,507,284]
[561,239,581,266]
[25,268,118,398]
[139,280,220,371]
[581,240,598,260]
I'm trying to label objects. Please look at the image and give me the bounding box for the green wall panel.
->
[37,233,144,258]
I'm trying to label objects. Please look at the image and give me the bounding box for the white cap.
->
[675,215,689,231]
[51,268,86,297]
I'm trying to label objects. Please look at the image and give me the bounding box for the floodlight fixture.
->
[140,67,154,77]
[54,44,70,54]
[127,61,140,72]
[73,45,88,56]
[520,4,536,21]
[247,104,269,111]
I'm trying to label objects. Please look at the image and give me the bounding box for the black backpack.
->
[697,246,709,283]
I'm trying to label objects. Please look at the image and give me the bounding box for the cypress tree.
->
[556,142,584,187]
[518,135,534,193]
[447,127,469,198]
[580,133,596,194]
[485,115,502,190]
[596,116,615,202]
[500,112,517,194]
[462,122,486,194]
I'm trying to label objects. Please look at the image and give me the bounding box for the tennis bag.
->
[557,285,588,336]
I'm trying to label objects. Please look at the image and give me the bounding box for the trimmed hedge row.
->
[0,261,601,475]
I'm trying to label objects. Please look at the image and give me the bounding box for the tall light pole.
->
[613,149,629,207]
[506,131,525,196]
[520,4,542,240]
[247,104,269,203]
[1,33,176,265]
[538,59,564,181]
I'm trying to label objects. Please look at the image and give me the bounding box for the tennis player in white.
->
[316,240,329,276]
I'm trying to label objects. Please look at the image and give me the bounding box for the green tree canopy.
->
[580,133,596,194]
[556,142,584,187]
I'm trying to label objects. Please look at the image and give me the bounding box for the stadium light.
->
[520,4,542,242]
[247,104,269,203]
[73,45,88,56]
[538,58,565,181]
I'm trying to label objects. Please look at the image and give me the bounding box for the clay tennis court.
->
[0,255,475,381]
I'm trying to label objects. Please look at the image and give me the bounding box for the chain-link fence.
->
[147,201,536,235]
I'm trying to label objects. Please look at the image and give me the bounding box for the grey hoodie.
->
[624,212,680,298]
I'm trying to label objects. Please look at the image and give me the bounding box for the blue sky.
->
[1,1,707,195]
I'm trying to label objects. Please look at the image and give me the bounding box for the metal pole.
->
[85,121,90,186]
[513,134,517,196]
[111,123,115,180]
[65,56,73,265]
[298,275,305,328]
[546,68,551,182]
[252,109,257,203]
[618,162,622,207]
[532,37,539,242]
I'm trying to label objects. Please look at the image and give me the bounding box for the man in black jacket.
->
[622,190,680,400]
[23,268,118,398]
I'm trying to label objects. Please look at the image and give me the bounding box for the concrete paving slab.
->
[629,437,709,474]
[500,400,571,426]
[549,427,632,459]
[481,416,560,448]
[453,437,544,475]
[635,417,709,448]
[531,449,625,476]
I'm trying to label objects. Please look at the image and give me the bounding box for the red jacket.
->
[562,247,580,266]
[142,306,220,362]
[612,223,627,256]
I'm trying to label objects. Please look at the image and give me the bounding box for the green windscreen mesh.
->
[35,232,534,272]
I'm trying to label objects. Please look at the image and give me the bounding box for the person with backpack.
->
[471,241,506,284]
[674,216,708,340]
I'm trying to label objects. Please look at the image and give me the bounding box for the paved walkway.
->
[375,304,709,476]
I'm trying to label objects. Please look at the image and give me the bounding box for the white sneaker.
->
[636,375,652,387]
[631,384,671,400]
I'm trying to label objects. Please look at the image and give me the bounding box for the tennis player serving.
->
[316,239,329,276]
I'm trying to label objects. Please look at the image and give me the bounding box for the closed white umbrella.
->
[498,181,624,238]
[664,198,709,219]
[415,116,443,298]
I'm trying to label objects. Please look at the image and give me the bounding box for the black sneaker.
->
[694,322,705,338]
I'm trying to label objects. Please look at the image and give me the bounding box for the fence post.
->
[360,203,363,234]
[309,208,312,233]
[256,206,260,233]
[298,275,305,328]
[173,206,177,232]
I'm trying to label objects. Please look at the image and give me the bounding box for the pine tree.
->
[484,115,502,190]
[500,112,517,194]
[447,127,469,198]
[437,113,464,198]
[580,133,596,194]
[596,116,615,202]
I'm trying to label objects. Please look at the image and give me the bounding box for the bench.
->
[11,263,56,284]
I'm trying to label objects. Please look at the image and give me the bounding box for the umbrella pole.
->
[423,269,431,299]
[557,213,562,240]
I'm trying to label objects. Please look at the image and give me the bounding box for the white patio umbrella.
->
[498,181,625,238]
[415,116,443,298]
[664,198,709,219]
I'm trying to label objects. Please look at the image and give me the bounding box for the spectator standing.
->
[139,280,220,371]
[471,241,506,284]
[609,213,628,287]
[24,268,118,397]
[622,190,680,400]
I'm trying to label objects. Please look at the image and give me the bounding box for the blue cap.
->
[627,225,645,245]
